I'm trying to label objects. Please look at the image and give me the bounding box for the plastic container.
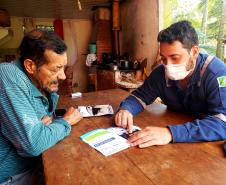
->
[89,44,96,54]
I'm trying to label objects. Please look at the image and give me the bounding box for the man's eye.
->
[171,57,181,62]
[50,69,58,74]
[49,66,65,74]
[172,58,178,61]
[171,55,180,59]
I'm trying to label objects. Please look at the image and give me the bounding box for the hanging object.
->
[77,0,82,11]
[0,9,10,27]
[64,20,78,66]
[86,54,97,67]
[53,19,64,40]
[23,17,35,33]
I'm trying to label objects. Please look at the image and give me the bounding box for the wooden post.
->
[112,0,120,58]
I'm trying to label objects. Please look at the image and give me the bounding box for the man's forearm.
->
[120,95,144,115]
[168,115,226,142]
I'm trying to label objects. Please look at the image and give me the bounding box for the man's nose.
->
[58,69,66,80]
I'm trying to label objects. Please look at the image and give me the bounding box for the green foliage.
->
[162,0,225,60]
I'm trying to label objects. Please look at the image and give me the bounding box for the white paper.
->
[80,126,141,156]
[71,92,82,98]
[78,105,114,117]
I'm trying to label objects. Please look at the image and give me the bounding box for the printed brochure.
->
[80,126,141,156]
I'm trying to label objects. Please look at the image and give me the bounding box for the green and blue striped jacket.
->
[0,60,71,183]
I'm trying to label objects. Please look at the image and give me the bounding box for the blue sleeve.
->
[132,66,162,105]
[169,63,226,142]
[0,87,71,157]
[120,95,144,115]
[168,116,226,142]
[120,66,163,115]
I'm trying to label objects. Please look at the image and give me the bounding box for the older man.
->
[115,20,226,148]
[0,30,82,184]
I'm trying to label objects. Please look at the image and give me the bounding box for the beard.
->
[44,80,60,93]
[185,56,195,71]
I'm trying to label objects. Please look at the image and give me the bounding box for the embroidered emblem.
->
[217,76,226,87]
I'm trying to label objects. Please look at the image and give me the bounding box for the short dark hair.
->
[157,20,198,50]
[19,29,67,66]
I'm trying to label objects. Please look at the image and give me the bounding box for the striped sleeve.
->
[0,86,71,157]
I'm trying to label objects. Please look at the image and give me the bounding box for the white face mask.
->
[164,57,194,80]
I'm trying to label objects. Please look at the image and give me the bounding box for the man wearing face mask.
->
[115,20,226,148]
[0,30,82,184]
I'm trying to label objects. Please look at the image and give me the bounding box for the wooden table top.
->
[43,89,226,185]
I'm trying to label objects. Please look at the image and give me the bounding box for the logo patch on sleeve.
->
[217,76,226,87]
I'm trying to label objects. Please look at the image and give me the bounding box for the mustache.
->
[50,80,59,85]
[50,80,64,85]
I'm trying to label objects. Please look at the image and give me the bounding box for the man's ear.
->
[191,46,199,59]
[23,59,37,75]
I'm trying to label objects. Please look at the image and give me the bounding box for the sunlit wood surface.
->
[43,89,226,185]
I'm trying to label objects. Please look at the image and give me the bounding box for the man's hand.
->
[41,115,53,125]
[128,126,173,148]
[63,107,83,126]
[115,109,133,133]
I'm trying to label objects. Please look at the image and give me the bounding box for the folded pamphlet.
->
[78,104,114,117]
[80,126,141,156]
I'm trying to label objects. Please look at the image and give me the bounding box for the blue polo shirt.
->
[0,60,71,183]
[120,53,226,142]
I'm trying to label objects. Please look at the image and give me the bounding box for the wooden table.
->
[43,89,226,185]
